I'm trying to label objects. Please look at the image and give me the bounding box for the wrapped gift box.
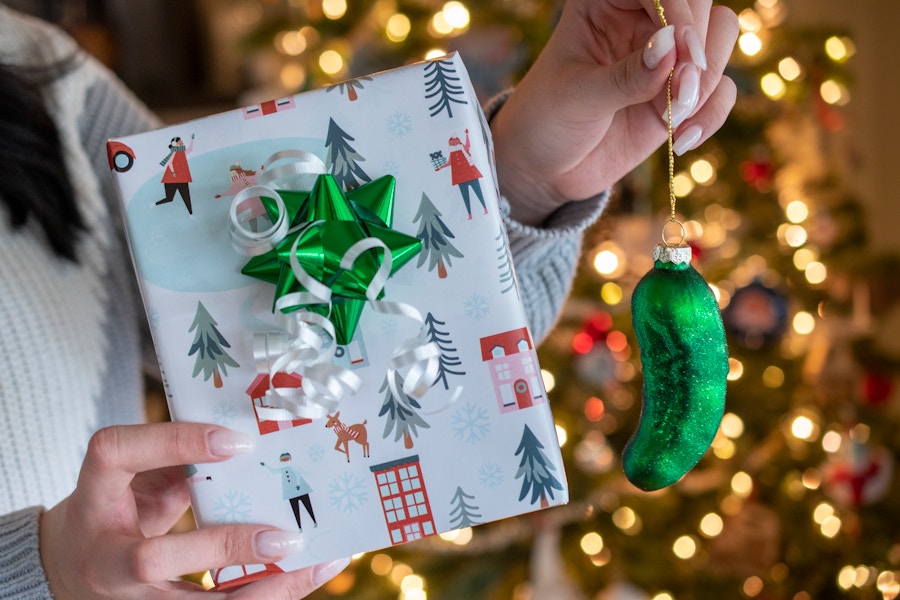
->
[108,53,568,589]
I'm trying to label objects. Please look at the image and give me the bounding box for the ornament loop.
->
[661,218,686,247]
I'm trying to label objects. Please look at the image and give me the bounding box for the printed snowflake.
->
[329,472,369,513]
[464,294,490,321]
[382,160,401,177]
[211,400,238,426]
[148,307,161,330]
[381,317,398,336]
[452,402,491,444]
[386,111,413,138]
[213,488,253,523]
[308,444,326,462]
[479,463,504,489]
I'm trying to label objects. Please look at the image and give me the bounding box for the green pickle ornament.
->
[624,244,728,491]
[622,0,729,491]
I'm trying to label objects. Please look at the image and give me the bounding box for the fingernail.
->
[673,124,703,156]
[660,66,700,128]
[208,429,255,457]
[313,557,351,586]
[643,25,675,69]
[685,27,708,70]
[255,530,305,559]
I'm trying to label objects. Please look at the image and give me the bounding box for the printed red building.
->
[480,327,545,413]
[246,372,312,435]
[370,455,436,545]
[214,562,284,590]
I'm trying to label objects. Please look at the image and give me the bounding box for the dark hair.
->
[0,56,85,261]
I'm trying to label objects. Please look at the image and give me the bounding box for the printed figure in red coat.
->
[156,133,195,214]
[435,129,487,220]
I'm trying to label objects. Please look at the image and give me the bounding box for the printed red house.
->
[480,327,545,413]
[214,562,284,590]
[370,455,436,545]
[246,372,312,435]
[242,96,297,119]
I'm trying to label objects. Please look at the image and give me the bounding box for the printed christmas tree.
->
[423,58,467,118]
[414,192,463,279]
[188,301,239,388]
[422,312,465,390]
[449,486,482,529]
[494,225,515,294]
[514,424,565,509]
[325,117,370,190]
[378,370,430,449]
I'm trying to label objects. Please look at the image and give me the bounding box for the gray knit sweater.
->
[0,7,607,598]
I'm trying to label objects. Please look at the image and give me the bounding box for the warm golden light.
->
[738,9,762,32]
[275,30,308,56]
[601,282,624,306]
[673,535,697,559]
[813,502,834,524]
[778,57,802,81]
[820,79,850,106]
[318,49,345,75]
[791,415,815,440]
[439,527,473,545]
[386,13,411,42]
[727,357,744,381]
[721,413,745,438]
[740,32,764,56]
[580,532,604,555]
[793,248,818,270]
[743,576,764,597]
[731,471,753,497]
[673,172,695,197]
[785,199,809,223]
[761,72,786,100]
[793,311,815,335]
[280,63,307,90]
[781,224,808,247]
[838,566,857,590]
[700,513,724,537]
[821,515,842,538]
[805,261,827,285]
[541,369,555,393]
[442,1,470,29]
[370,553,393,575]
[322,0,347,19]
[555,424,568,447]
[825,36,856,62]
[594,250,619,275]
[690,159,716,184]
[762,365,785,388]
[424,48,447,60]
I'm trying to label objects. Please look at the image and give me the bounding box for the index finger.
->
[77,422,254,505]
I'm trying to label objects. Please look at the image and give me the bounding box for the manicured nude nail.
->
[685,27,708,70]
[208,429,255,457]
[673,125,703,156]
[256,530,304,559]
[313,557,351,586]
[644,25,675,69]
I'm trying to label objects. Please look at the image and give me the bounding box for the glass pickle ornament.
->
[624,244,728,491]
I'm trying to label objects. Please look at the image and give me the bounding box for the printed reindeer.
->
[325,412,370,462]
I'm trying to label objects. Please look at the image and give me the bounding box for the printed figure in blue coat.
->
[261,452,318,532]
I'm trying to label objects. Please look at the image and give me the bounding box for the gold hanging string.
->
[653,0,685,247]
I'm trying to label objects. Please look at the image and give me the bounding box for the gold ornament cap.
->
[654,244,692,265]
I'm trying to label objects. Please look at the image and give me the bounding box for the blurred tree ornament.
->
[723,280,788,349]
[822,435,894,508]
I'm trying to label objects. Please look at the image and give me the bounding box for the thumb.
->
[592,25,676,113]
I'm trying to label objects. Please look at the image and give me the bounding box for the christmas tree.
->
[209,1,899,598]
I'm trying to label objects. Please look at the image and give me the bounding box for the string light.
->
[322,0,347,20]
[762,365,785,388]
[690,158,716,184]
[699,512,724,537]
[785,199,809,223]
[318,49,345,75]
[825,35,856,61]
[743,576,764,597]
[673,535,697,559]
[541,369,556,393]
[601,282,624,306]
[778,57,802,81]
[720,413,745,438]
[727,357,744,381]
[580,532,604,555]
[792,311,815,335]
[386,13,411,42]
[760,72,786,99]
[804,261,827,285]
[739,32,764,56]
[820,79,850,105]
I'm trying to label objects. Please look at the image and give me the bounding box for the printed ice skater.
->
[434,129,486,220]
[156,133,195,214]
[261,452,318,532]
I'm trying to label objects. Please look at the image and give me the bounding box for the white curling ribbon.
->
[257,149,326,191]
[339,237,460,405]
[228,150,326,257]
[229,184,288,256]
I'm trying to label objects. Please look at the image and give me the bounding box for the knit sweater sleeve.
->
[484,90,609,345]
[0,508,52,599]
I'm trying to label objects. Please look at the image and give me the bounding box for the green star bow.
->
[241,173,422,345]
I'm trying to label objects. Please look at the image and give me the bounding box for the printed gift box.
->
[108,53,568,589]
